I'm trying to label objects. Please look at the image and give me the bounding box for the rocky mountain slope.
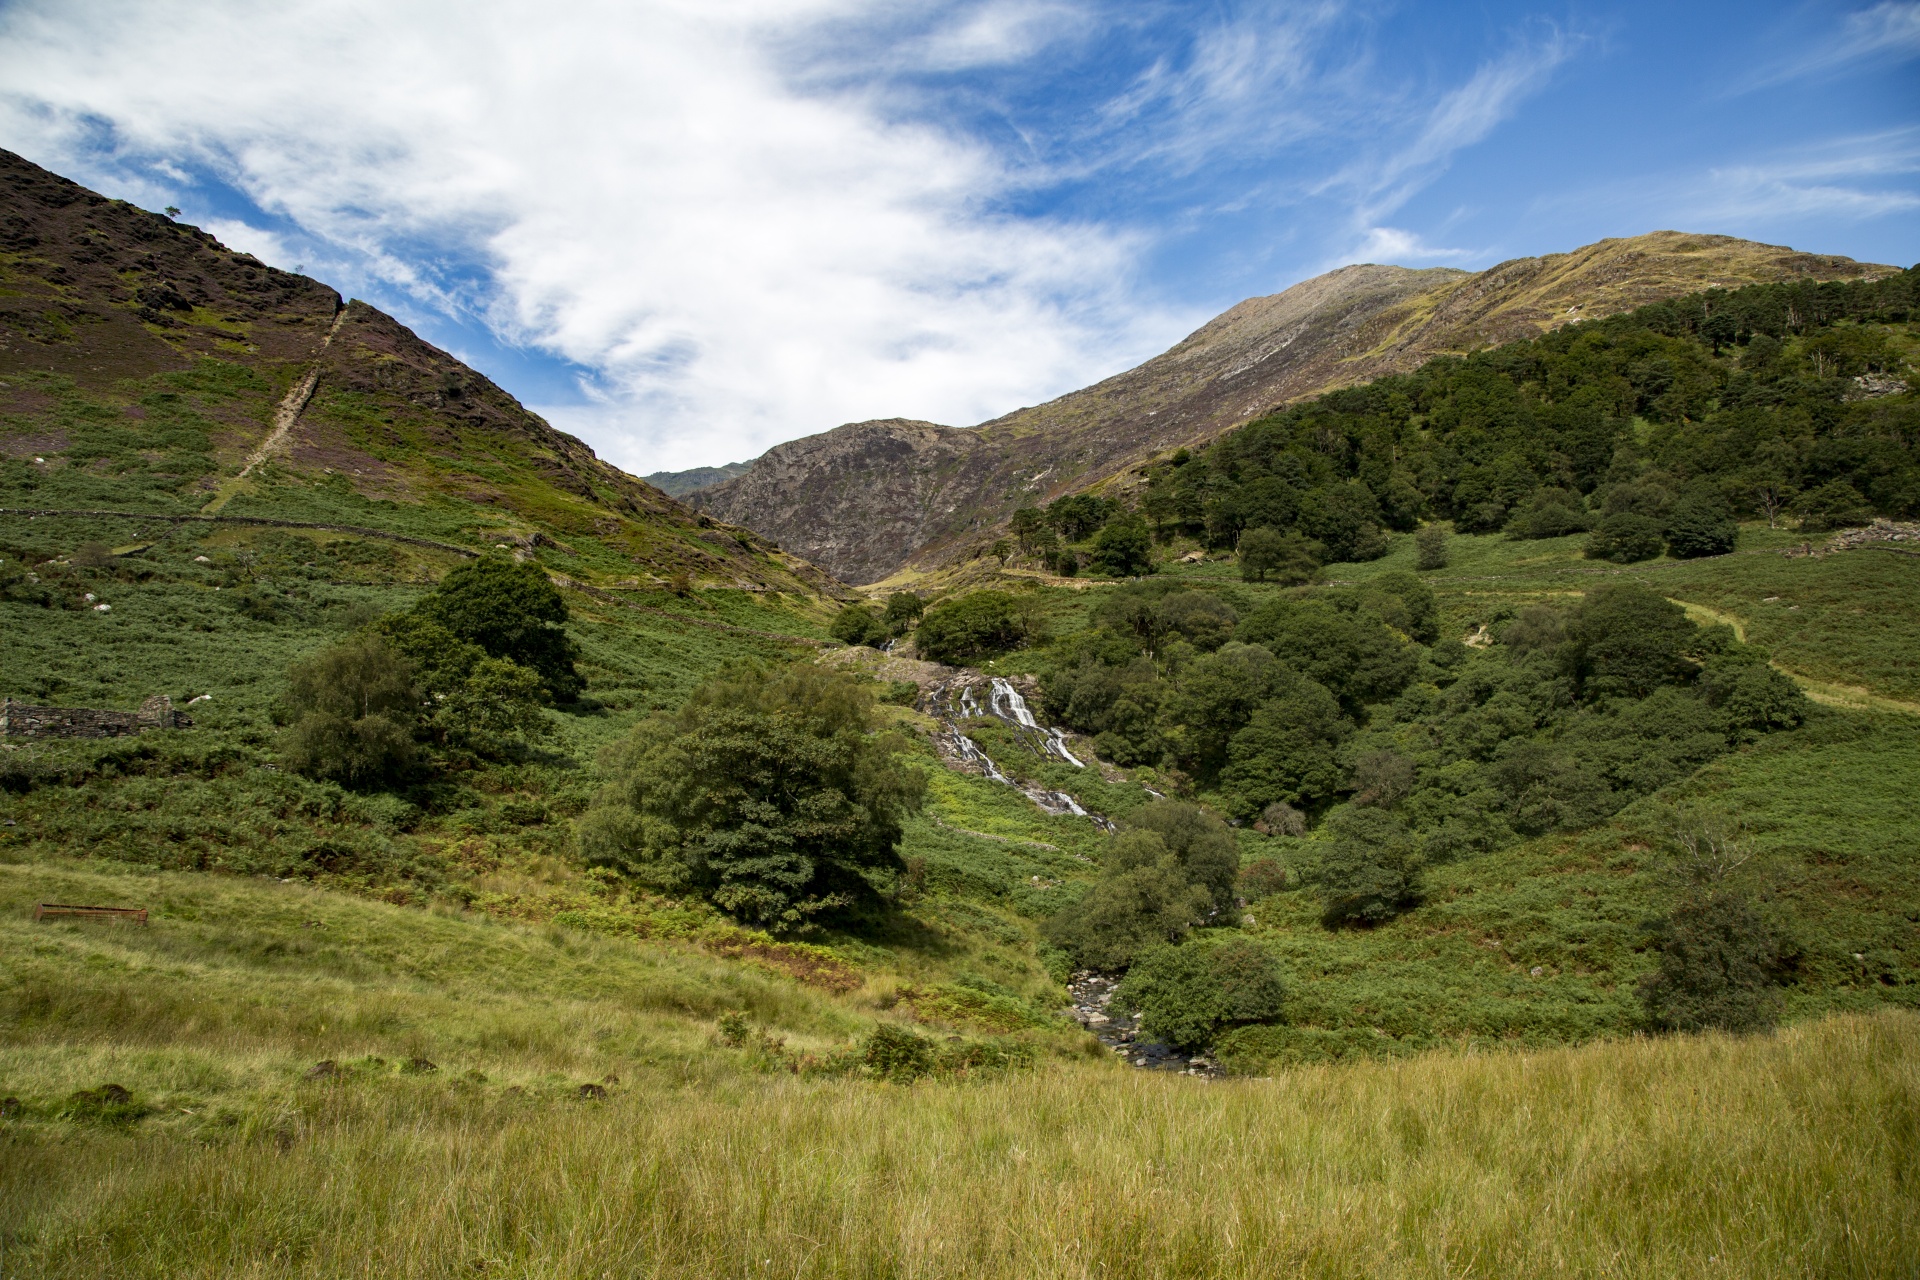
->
[643,460,753,497]
[0,149,847,598]
[692,232,1897,584]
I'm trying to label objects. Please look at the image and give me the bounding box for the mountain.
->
[0,148,848,599]
[644,460,753,497]
[691,232,1898,584]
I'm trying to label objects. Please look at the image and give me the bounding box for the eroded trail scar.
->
[204,306,350,512]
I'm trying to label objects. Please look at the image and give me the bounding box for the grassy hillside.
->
[2,146,1915,1274]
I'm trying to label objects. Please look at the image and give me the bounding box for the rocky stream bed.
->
[1069,972,1220,1077]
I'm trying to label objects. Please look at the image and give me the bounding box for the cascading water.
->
[932,675,1110,828]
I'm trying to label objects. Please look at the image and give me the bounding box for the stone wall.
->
[0,695,191,739]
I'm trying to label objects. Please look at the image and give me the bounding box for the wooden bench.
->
[33,903,148,925]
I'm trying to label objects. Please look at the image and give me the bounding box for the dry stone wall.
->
[0,695,190,739]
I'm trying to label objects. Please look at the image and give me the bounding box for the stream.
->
[1068,972,1220,1077]
[923,675,1113,829]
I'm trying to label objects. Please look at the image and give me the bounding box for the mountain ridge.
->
[0,148,850,599]
[692,232,1899,584]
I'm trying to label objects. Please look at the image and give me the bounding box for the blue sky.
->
[1,0,1914,473]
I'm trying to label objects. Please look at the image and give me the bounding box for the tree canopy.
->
[578,664,925,932]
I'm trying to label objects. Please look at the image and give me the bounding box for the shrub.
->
[1664,496,1738,558]
[1507,491,1594,540]
[1414,523,1449,571]
[1315,807,1420,927]
[1701,659,1807,741]
[577,664,925,932]
[1042,828,1214,971]
[1114,939,1286,1050]
[914,592,1029,664]
[1255,802,1306,837]
[278,636,421,787]
[1585,512,1665,563]
[830,604,889,647]
[1238,857,1289,898]
[414,556,582,699]
[861,1024,938,1082]
[1638,891,1791,1033]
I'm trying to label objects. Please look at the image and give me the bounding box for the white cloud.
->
[0,0,1180,473]
[1337,29,1577,225]
[1690,130,1920,224]
[1348,226,1476,264]
[1741,1,1920,89]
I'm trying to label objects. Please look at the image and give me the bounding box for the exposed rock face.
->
[693,419,987,587]
[695,232,1896,584]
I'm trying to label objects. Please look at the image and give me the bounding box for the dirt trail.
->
[203,306,350,513]
[1669,598,1920,716]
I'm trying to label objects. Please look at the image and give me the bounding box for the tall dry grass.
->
[5,1010,1914,1278]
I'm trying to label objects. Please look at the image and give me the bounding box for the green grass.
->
[4,418,1919,1273]
[3,1005,1912,1278]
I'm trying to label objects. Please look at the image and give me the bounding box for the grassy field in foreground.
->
[3,1010,1913,1278]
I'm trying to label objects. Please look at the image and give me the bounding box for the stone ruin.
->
[0,695,192,740]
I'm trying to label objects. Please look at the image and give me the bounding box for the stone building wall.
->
[0,695,191,739]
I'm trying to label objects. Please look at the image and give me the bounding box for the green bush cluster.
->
[914,591,1037,664]
[1134,268,1918,556]
[1113,938,1287,1050]
[1040,581,1806,901]
[1043,800,1238,970]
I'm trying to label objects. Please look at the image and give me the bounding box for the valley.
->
[1,147,1916,1276]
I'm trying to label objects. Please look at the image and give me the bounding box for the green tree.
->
[1161,643,1292,781]
[578,664,925,932]
[1113,939,1287,1050]
[414,556,582,700]
[1219,675,1351,816]
[1235,597,1418,710]
[1297,482,1384,562]
[1638,891,1791,1033]
[830,603,890,647]
[1585,512,1665,563]
[279,636,421,787]
[914,591,1028,664]
[1091,518,1155,577]
[375,613,551,758]
[1047,493,1117,540]
[1664,495,1738,558]
[883,592,925,635]
[1315,807,1420,927]
[1237,527,1322,584]
[1414,523,1450,571]
[1009,506,1048,554]
[1557,584,1700,700]
[1042,830,1214,971]
[1792,480,1872,532]
[1127,799,1241,914]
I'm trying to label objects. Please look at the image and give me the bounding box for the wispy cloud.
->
[1334,27,1579,226]
[1690,129,1920,223]
[1741,1,1920,89]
